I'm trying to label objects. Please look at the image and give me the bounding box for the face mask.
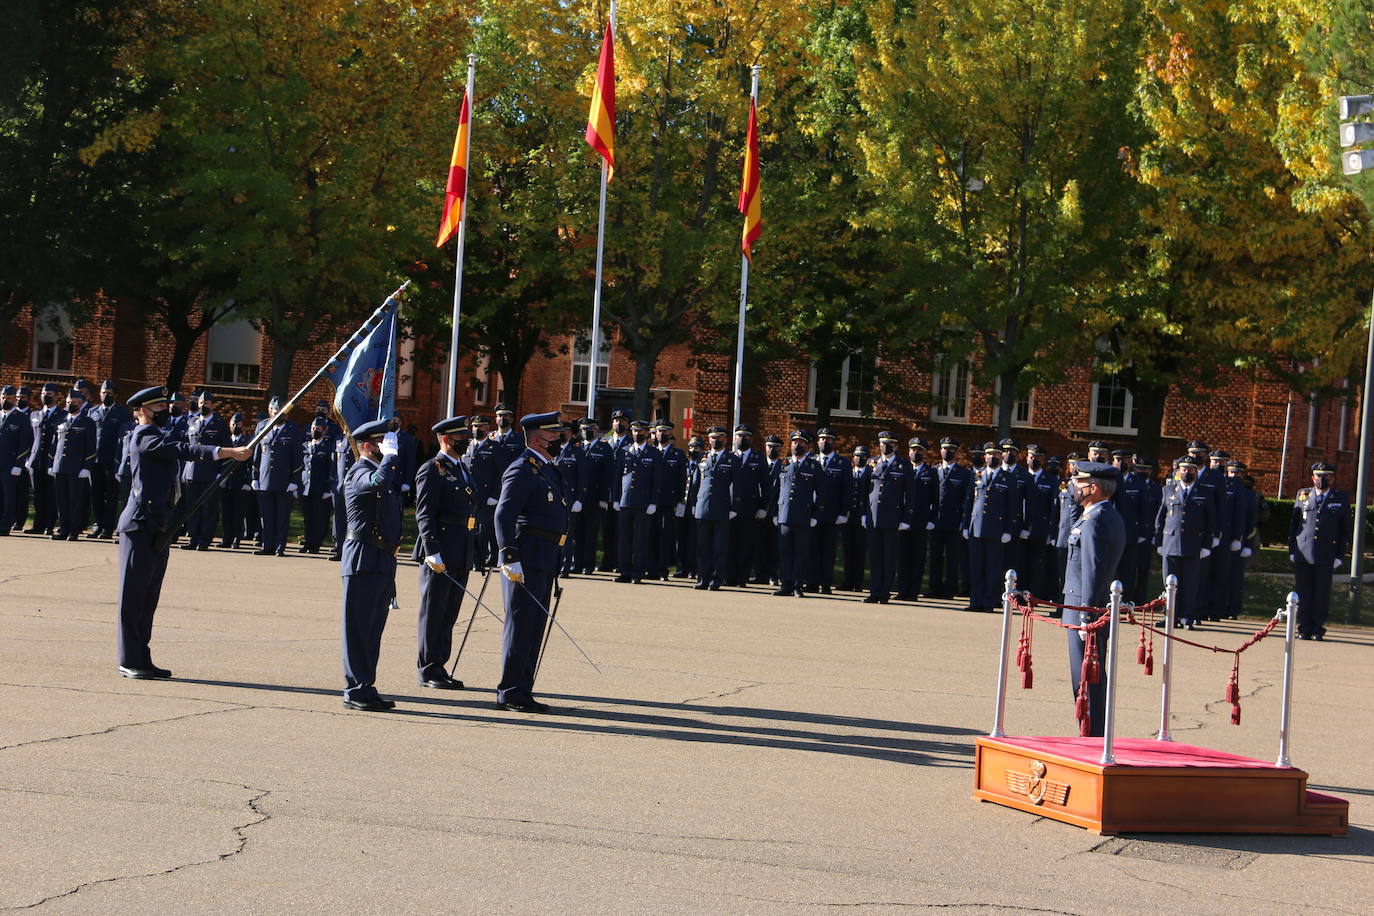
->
[1182,471,1197,484]
[710,440,725,452]
[152,409,171,426]
[43,394,56,406]
[791,446,806,459]
[986,456,1001,469]
[819,440,833,454]
[880,443,895,456]
[101,393,115,406]
[232,425,242,435]
[313,430,323,439]
[552,434,568,449]
[911,452,925,464]
[613,423,627,435]
[1030,458,1043,471]
[941,449,956,462]
[583,429,596,441]
[1069,483,1083,505]
[737,438,751,451]
[1315,477,1331,490]
[69,403,81,414]
[633,432,647,444]
[389,419,400,432]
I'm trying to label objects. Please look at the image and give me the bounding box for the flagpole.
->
[586,1,616,424]
[378,298,398,422]
[732,65,760,433]
[446,54,477,417]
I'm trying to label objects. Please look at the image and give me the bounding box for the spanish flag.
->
[738,98,761,261]
[435,90,471,248]
[585,19,616,178]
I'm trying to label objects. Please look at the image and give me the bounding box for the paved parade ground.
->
[2,534,1371,914]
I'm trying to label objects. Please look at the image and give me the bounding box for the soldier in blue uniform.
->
[678,435,705,579]
[1061,462,1127,738]
[300,416,338,552]
[772,430,822,597]
[164,392,189,441]
[466,414,499,569]
[1153,455,1216,630]
[413,416,475,688]
[116,386,250,677]
[842,445,871,592]
[87,380,132,539]
[51,387,97,539]
[998,439,1034,579]
[1020,445,1059,600]
[895,437,937,601]
[807,428,852,595]
[928,437,972,599]
[177,390,229,550]
[339,419,404,709]
[757,434,786,585]
[0,385,32,534]
[614,419,661,583]
[328,420,354,561]
[220,412,253,548]
[864,431,912,604]
[1130,456,1162,604]
[1222,459,1258,620]
[252,397,302,556]
[554,426,586,574]
[599,410,632,572]
[572,418,612,574]
[653,421,688,580]
[26,382,64,534]
[494,411,570,712]
[1289,462,1351,640]
[1107,449,1146,601]
[963,442,1022,612]
[729,424,768,587]
[693,426,738,590]
[490,403,527,472]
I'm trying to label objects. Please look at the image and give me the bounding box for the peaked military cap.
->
[1086,440,1108,451]
[1073,462,1119,481]
[231,411,245,422]
[706,425,728,435]
[468,414,489,425]
[630,419,650,430]
[1045,455,1063,467]
[1177,455,1200,469]
[521,411,563,431]
[266,395,281,409]
[1026,443,1045,454]
[688,435,705,446]
[1,385,16,396]
[431,415,469,434]
[1110,448,1131,458]
[877,431,900,443]
[853,445,870,456]
[1134,456,1155,469]
[982,441,1001,452]
[493,402,514,415]
[577,416,596,427]
[17,385,31,396]
[908,436,928,450]
[100,378,117,391]
[1227,459,1247,471]
[72,377,92,392]
[170,391,187,403]
[42,381,60,393]
[998,438,1020,450]
[1209,449,1229,459]
[816,427,838,438]
[653,420,675,431]
[791,429,812,442]
[734,424,754,434]
[315,400,330,410]
[67,386,86,400]
[351,418,390,442]
[610,408,630,420]
[1312,461,1336,475]
[199,389,215,401]
[764,434,784,446]
[128,386,170,410]
[1186,439,1209,452]
[311,415,329,428]
[939,436,959,447]
[1066,451,1082,462]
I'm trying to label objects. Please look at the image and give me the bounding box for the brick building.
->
[4,303,1365,496]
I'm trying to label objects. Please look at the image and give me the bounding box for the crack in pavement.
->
[0,706,253,752]
[1108,859,1364,915]
[3,783,271,911]
[697,892,1081,913]
[679,681,766,705]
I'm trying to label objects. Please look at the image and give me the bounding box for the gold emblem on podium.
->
[1005,760,1070,806]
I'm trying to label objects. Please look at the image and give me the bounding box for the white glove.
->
[1230,539,1241,552]
[755,508,767,519]
[809,518,818,528]
[571,500,583,513]
[380,432,400,457]
[1000,532,1012,544]
[898,522,911,532]
[78,469,91,480]
[861,516,869,529]
[401,483,411,493]
[598,500,608,509]
[501,562,524,583]
[9,467,19,477]
[645,504,657,516]
[836,515,848,525]
[1019,529,1030,540]
[287,483,298,495]
[1334,558,1343,569]
[1211,536,1220,547]
[241,483,252,491]
[1157,547,1166,557]
[962,529,970,540]
[1200,547,1211,558]
[424,554,446,573]
[1241,547,1252,558]
[674,503,685,518]
[926,521,935,530]
[1047,537,1055,546]
[1290,553,1296,563]
[486,497,498,507]
[323,491,334,502]
[728,510,737,519]
[1137,536,1146,543]
[251,480,260,490]
[773,517,780,527]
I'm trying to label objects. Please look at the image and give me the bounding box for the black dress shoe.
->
[343,698,394,711]
[179,542,198,550]
[820,586,833,595]
[118,665,173,679]
[772,588,793,597]
[51,533,66,540]
[275,547,286,556]
[862,595,882,604]
[197,544,210,551]
[328,554,341,562]
[66,533,79,541]
[1298,633,1313,640]
[614,575,633,583]
[421,676,465,690]
[708,583,721,591]
[495,698,550,713]
[693,583,709,590]
[253,548,273,555]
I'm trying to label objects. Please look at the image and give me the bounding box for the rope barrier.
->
[1009,592,1280,734]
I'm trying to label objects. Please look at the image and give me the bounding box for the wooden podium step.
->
[973,736,1348,836]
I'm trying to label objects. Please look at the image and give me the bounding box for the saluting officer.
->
[614,419,661,583]
[0,385,32,534]
[88,380,132,539]
[1289,462,1351,640]
[414,416,475,688]
[842,445,872,592]
[300,416,338,553]
[1154,455,1216,630]
[116,386,250,678]
[180,390,229,550]
[864,431,913,604]
[772,430,822,597]
[26,382,64,535]
[895,437,937,602]
[809,428,852,595]
[574,418,614,575]
[51,387,96,540]
[693,426,738,590]
[928,437,972,599]
[494,412,570,713]
[964,442,1023,612]
[653,421,689,580]
[339,419,403,710]
[730,425,768,587]
[220,412,253,548]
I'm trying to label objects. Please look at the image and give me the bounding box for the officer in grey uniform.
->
[180,390,229,550]
[693,426,738,590]
[88,380,132,539]
[1153,455,1216,630]
[772,430,822,597]
[1289,462,1351,640]
[494,412,570,712]
[116,386,250,677]
[413,416,475,688]
[1061,462,1126,738]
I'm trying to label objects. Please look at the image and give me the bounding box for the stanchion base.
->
[973,736,1348,836]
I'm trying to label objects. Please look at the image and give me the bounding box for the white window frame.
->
[930,355,971,422]
[1089,374,1138,433]
[205,316,262,386]
[33,304,74,372]
[808,352,874,417]
[569,328,611,405]
[472,353,490,406]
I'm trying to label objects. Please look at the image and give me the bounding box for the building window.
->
[570,328,611,405]
[993,378,1033,427]
[930,355,971,421]
[206,317,261,386]
[33,305,74,372]
[1090,374,1138,433]
[808,351,876,417]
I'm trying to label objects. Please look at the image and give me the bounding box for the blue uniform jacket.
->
[1290,487,1351,565]
[0,408,32,471]
[1025,469,1059,542]
[1055,484,1079,548]
[341,454,401,576]
[555,440,585,500]
[580,439,615,504]
[1112,471,1147,542]
[616,443,661,510]
[867,455,913,530]
[116,424,219,534]
[1154,482,1217,556]
[658,444,689,508]
[1062,500,1127,608]
[301,438,338,496]
[395,428,419,490]
[334,436,355,495]
[164,411,189,442]
[850,464,873,520]
[51,410,97,475]
[774,454,823,526]
[253,418,303,492]
[764,459,785,518]
[694,449,739,521]
[732,449,767,515]
[182,412,230,482]
[965,467,1023,539]
[466,437,498,505]
[495,450,570,570]
[814,451,853,523]
[89,403,133,467]
[491,429,527,473]
[907,462,938,528]
[220,433,253,489]
[412,453,474,567]
[932,463,973,532]
[27,406,64,472]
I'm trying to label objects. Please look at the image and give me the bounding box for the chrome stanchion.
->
[1157,575,1178,742]
[1276,591,1299,768]
[990,569,1017,739]
[1100,580,1123,766]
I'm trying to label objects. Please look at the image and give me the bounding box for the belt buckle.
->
[558,534,568,546]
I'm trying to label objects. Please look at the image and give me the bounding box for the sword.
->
[515,575,599,673]
[448,566,493,677]
[534,578,564,681]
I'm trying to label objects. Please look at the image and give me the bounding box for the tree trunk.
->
[1131,379,1170,464]
[268,337,296,403]
[165,325,197,394]
[632,349,658,420]
[0,299,21,369]
[813,355,843,430]
[995,366,1019,440]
